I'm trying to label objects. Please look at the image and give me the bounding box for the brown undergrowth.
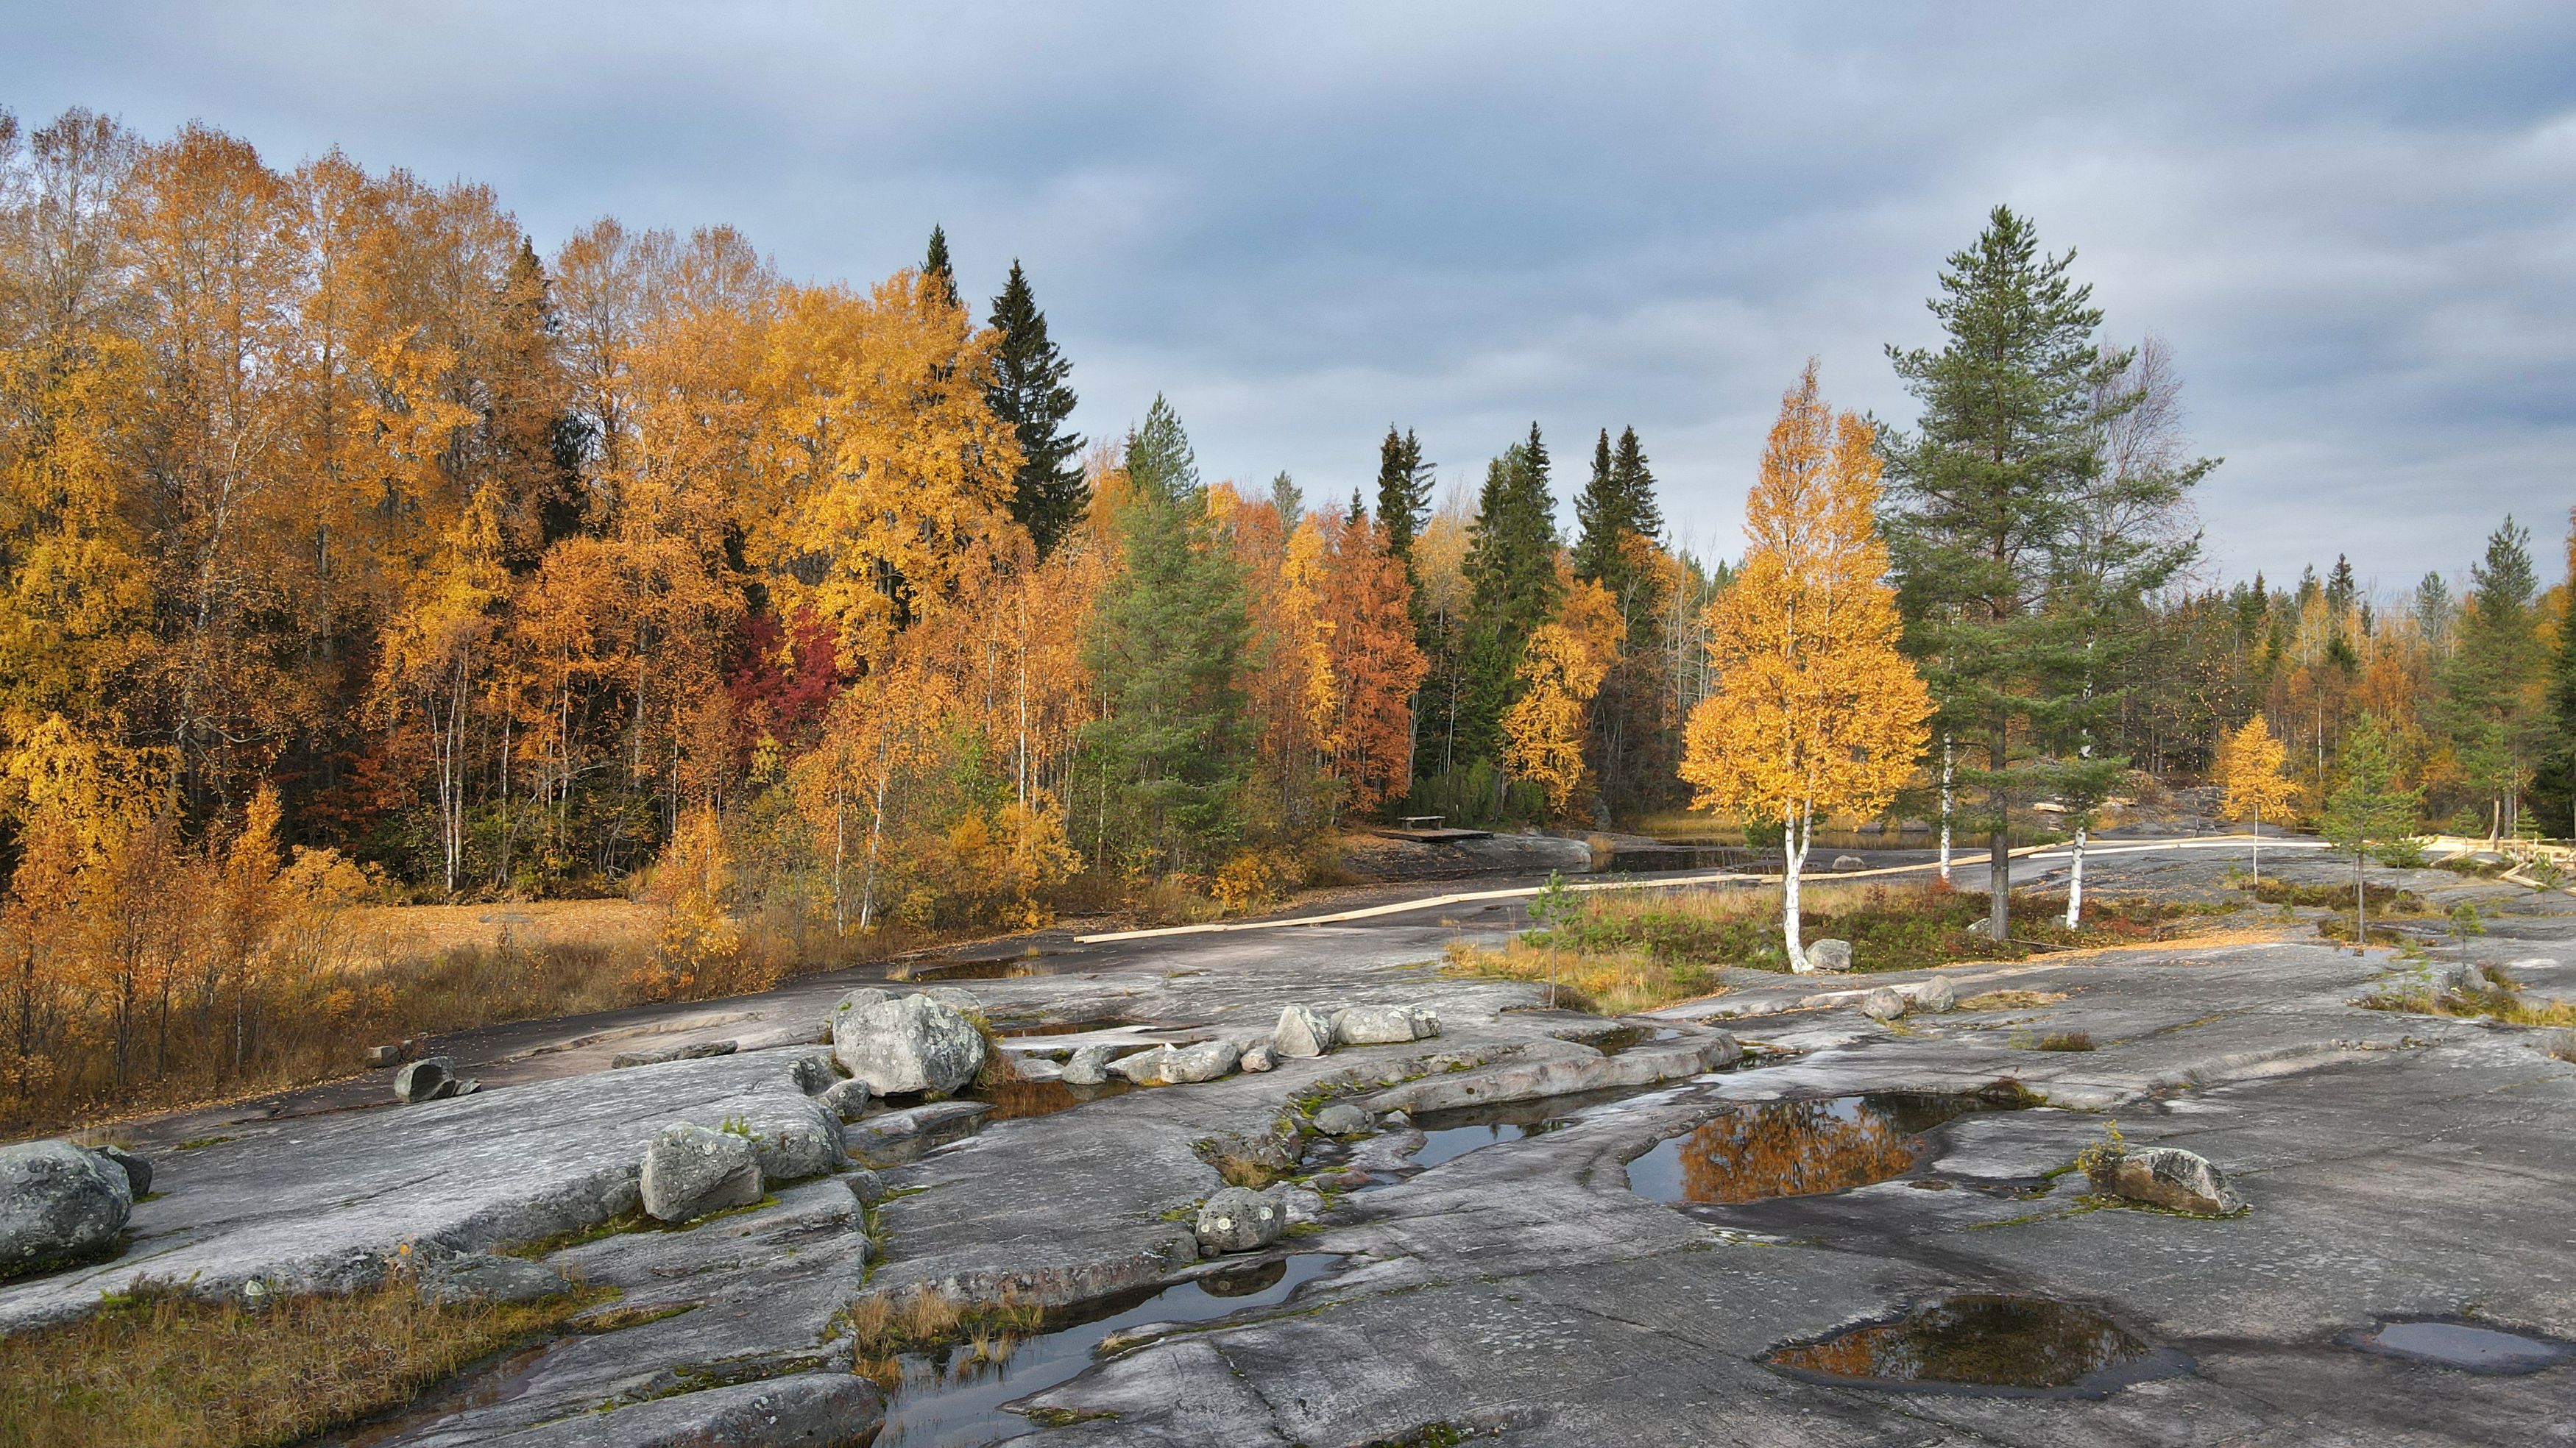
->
[0,1275,606,1448]
[838,1283,1043,1392]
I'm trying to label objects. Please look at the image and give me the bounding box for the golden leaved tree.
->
[1503,564,1624,817]
[2220,714,2297,886]
[1680,363,1931,972]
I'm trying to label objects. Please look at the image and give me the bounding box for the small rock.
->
[788,1052,839,1096]
[610,1040,737,1069]
[1194,1185,1286,1254]
[364,1043,405,1068]
[416,1251,572,1307]
[0,1140,132,1277]
[1833,855,1866,871]
[1381,1110,1412,1129]
[1806,939,1854,973]
[1061,1043,1120,1086]
[1279,1187,1328,1227]
[640,1124,764,1224]
[1110,1038,1241,1086]
[90,1144,152,1198]
[1333,1004,1429,1045]
[1910,976,1957,1013]
[832,993,985,1096]
[2087,1146,2246,1215]
[1313,1101,1372,1136]
[448,1079,483,1098]
[1273,1004,1335,1059]
[920,986,983,1013]
[1406,1006,1443,1040]
[393,1057,453,1103]
[1860,987,1908,1021]
[1239,1043,1276,1073]
[1013,1055,1065,1083]
[818,1078,872,1122]
[844,1167,890,1206]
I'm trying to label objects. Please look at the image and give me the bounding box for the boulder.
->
[1273,1004,1337,1058]
[1334,1004,1432,1046]
[417,1251,573,1307]
[735,1099,848,1182]
[1406,1006,1443,1040]
[1314,1101,1373,1136]
[1860,987,1908,1021]
[1195,1185,1287,1255]
[91,1144,152,1199]
[364,1043,405,1068]
[1110,1038,1240,1086]
[1833,855,1866,871]
[1239,1043,1277,1073]
[831,993,986,1096]
[1012,1055,1065,1084]
[824,987,891,1037]
[818,1078,872,1121]
[612,1040,737,1069]
[0,1140,132,1277]
[920,986,983,1014]
[844,1168,891,1207]
[640,1124,764,1224]
[1061,1043,1121,1086]
[787,1051,839,1096]
[393,1057,453,1104]
[1806,939,1854,973]
[1279,1188,1328,1227]
[1910,976,1957,1013]
[2087,1146,2246,1215]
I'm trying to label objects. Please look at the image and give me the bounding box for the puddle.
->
[1628,1091,2022,1205]
[1412,1117,1572,1168]
[877,1254,1341,1447]
[974,1075,1128,1122]
[1769,1294,2188,1397]
[2346,1320,2575,1374]
[332,1339,562,1444]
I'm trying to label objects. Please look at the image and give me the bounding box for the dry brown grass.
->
[0,1276,603,1448]
[838,1283,1041,1391]
[339,898,660,968]
[1957,990,2070,1011]
[1440,938,1725,1016]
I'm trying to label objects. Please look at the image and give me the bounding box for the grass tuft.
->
[2034,1029,2096,1052]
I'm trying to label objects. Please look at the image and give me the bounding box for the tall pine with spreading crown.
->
[986,260,1086,556]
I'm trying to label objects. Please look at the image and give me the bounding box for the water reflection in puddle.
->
[1630,1092,2019,1205]
[878,1254,1340,1447]
[2348,1320,2574,1374]
[1770,1294,2186,1396]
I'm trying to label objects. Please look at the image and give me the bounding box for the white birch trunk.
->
[1937,734,1954,885]
[1783,803,1812,973]
[2064,823,2087,929]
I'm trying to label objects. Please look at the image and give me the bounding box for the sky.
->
[7,2,2572,597]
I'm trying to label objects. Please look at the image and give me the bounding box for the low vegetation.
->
[0,1275,604,1448]
[2360,972,2576,1029]
[1957,990,2069,1012]
[838,1283,1043,1393]
[2033,1029,2096,1052]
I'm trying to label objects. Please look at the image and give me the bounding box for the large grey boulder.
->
[91,1144,152,1198]
[394,1056,454,1103]
[417,1251,573,1306]
[1807,938,1854,973]
[832,993,986,1096]
[1195,1185,1287,1254]
[1861,987,1908,1021]
[1109,1038,1241,1087]
[1061,1043,1120,1086]
[787,1051,838,1096]
[921,986,983,1013]
[732,1098,848,1182]
[1273,1004,1336,1058]
[0,1140,132,1277]
[1334,1004,1437,1045]
[2087,1146,2246,1215]
[640,1124,764,1224]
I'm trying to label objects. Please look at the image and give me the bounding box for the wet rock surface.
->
[9,840,2576,1444]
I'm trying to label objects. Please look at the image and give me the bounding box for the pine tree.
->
[1454,425,1561,781]
[1882,205,2115,941]
[922,224,959,310]
[985,260,1086,556]
[1373,426,1432,565]
[2318,714,2420,943]
[2439,516,2549,840]
[1125,394,1200,503]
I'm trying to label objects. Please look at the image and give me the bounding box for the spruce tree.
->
[1080,400,1250,870]
[1455,425,1562,782]
[2439,517,2549,840]
[922,224,960,310]
[1270,472,1303,527]
[1882,205,2114,940]
[1571,425,1671,818]
[1373,426,1432,564]
[985,259,1086,555]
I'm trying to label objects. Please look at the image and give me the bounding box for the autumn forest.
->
[1,107,2569,1126]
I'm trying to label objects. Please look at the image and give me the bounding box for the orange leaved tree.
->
[2220,714,2297,887]
[1680,363,1931,972]
[1502,565,1624,817]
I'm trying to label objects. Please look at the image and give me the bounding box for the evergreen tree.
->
[2439,516,2550,840]
[922,224,959,310]
[1881,205,2115,940]
[1454,425,1561,781]
[2318,714,2421,943]
[1572,426,1665,589]
[985,260,1086,556]
[1373,426,1432,564]
[1081,402,1249,870]
[1269,471,1303,528]
[1570,425,1672,819]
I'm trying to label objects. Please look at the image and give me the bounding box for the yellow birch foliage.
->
[1503,564,1624,814]
[2220,715,2297,828]
[1680,363,1929,833]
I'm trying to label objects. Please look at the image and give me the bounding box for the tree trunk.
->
[2064,824,2087,929]
[1937,734,1954,885]
[1783,803,1812,973]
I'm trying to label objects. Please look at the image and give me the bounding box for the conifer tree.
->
[1455,425,1560,781]
[2318,714,2420,943]
[2439,516,2549,841]
[2536,511,2576,836]
[985,260,1085,555]
[1125,394,1200,503]
[1373,426,1432,565]
[1882,205,2116,941]
[922,224,959,310]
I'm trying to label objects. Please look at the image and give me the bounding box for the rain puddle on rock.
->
[877,1254,1341,1447]
[1629,1090,2023,1205]
[2346,1320,2575,1374]
[1387,1081,1704,1179]
[975,1075,1128,1122]
[1769,1293,2188,1398]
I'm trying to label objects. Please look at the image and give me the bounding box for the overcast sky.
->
[9,3,2572,596]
